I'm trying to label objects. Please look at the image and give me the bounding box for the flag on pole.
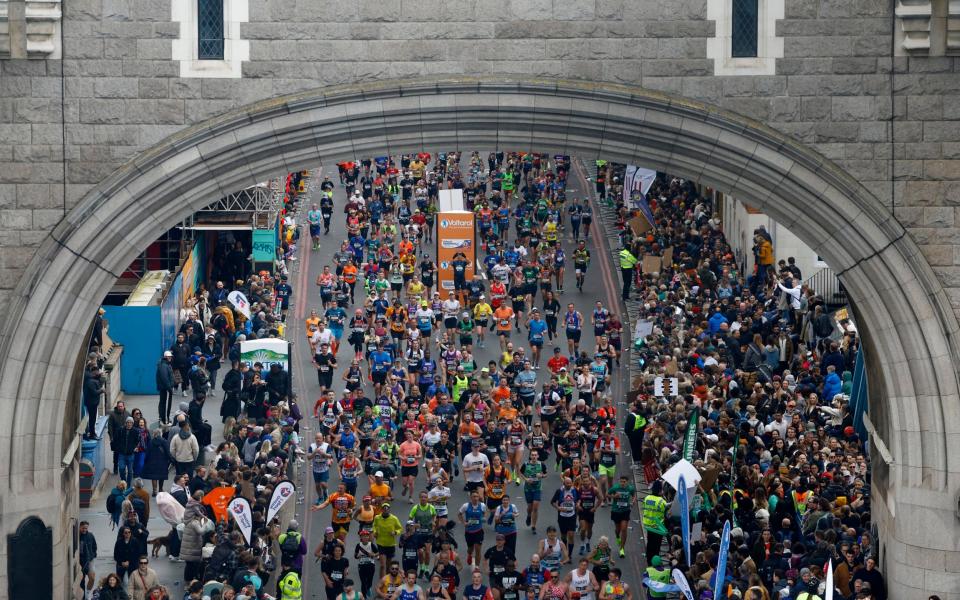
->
[825,558,834,600]
[673,569,695,600]
[228,290,251,319]
[266,480,296,524]
[678,474,691,567]
[682,408,699,461]
[713,520,731,600]
[228,497,254,545]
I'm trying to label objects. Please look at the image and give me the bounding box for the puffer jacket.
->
[179,503,209,563]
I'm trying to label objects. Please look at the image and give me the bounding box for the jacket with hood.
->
[170,428,199,463]
[179,502,209,563]
[156,359,175,391]
[141,435,172,481]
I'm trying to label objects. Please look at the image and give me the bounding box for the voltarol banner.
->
[267,480,296,524]
[228,497,254,545]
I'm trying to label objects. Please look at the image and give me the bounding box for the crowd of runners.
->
[299,151,639,600]
[79,148,882,600]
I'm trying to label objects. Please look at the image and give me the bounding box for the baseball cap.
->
[375,470,384,477]
[325,526,335,534]
[163,350,173,357]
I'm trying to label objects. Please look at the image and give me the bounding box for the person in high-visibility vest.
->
[278,566,303,600]
[644,555,671,599]
[618,247,638,301]
[641,481,668,564]
[624,401,647,464]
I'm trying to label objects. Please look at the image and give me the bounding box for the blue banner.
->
[713,520,731,600]
[678,474,691,567]
[850,347,868,440]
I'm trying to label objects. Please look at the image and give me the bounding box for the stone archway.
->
[1,76,957,598]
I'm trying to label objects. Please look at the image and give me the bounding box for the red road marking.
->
[572,160,648,579]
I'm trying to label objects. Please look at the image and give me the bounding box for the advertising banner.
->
[679,474,691,567]
[228,290,252,320]
[267,481,296,524]
[240,339,290,371]
[713,520,731,600]
[437,190,475,292]
[683,408,700,461]
[673,569,695,600]
[228,497,254,545]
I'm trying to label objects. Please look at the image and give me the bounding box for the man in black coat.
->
[156,351,176,425]
[115,417,141,485]
[220,361,244,423]
[83,366,104,439]
[107,400,131,473]
[170,333,193,396]
[188,395,212,449]
[266,363,290,405]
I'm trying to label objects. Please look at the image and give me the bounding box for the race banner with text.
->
[683,407,699,461]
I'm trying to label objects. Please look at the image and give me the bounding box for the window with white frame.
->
[707,0,784,76]
[171,0,248,78]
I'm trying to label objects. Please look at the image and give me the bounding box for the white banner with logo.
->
[228,497,254,545]
[228,290,252,320]
[267,480,297,524]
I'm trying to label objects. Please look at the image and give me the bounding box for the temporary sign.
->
[436,189,475,292]
[240,338,290,371]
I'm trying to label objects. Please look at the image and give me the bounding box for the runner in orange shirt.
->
[494,305,515,352]
[312,481,356,538]
[342,260,359,303]
[398,429,423,504]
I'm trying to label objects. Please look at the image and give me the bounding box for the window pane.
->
[731,0,758,58]
[198,0,224,60]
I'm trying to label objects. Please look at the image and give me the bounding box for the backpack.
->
[130,496,147,523]
[280,532,301,560]
[106,493,117,514]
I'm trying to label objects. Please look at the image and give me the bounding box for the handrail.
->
[803,266,847,307]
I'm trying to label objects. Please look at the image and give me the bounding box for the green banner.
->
[683,408,699,461]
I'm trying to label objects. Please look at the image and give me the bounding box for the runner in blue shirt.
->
[369,341,393,397]
[307,203,323,249]
[563,304,584,360]
[526,308,549,369]
[325,304,347,354]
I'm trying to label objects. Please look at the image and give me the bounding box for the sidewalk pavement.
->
[81,392,226,597]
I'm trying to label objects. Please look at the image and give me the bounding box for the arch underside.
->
[1,77,959,570]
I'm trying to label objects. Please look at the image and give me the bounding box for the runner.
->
[459,490,487,568]
[309,203,323,249]
[572,241,590,292]
[550,477,579,553]
[518,450,548,535]
[563,304,583,360]
[606,476,636,558]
